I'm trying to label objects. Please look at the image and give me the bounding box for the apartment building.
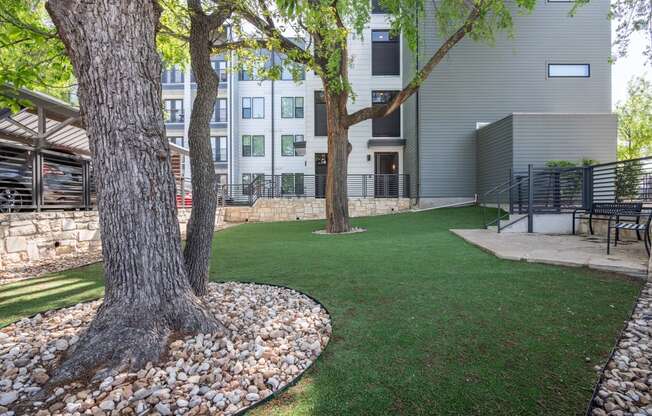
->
[162,0,616,206]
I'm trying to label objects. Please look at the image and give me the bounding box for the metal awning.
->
[367,139,406,148]
[0,86,189,157]
[0,86,89,155]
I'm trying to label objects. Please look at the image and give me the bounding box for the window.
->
[212,60,228,82]
[242,173,264,194]
[252,97,264,118]
[242,98,251,119]
[314,91,327,137]
[164,99,184,123]
[371,0,388,13]
[212,98,228,122]
[547,64,590,78]
[372,30,400,76]
[239,69,255,81]
[242,97,264,119]
[281,134,305,156]
[211,136,227,162]
[216,174,228,187]
[242,135,265,157]
[168,136,186,149]
[281,63,306,81]
[281,173,305,195]
[281,97,304,118]
[372,91,400,137]
[162,66,184,84]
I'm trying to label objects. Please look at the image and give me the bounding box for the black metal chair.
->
[607,210,652,255]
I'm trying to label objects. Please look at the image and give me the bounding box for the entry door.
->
[315,153,328,198]
[374,152,399,197]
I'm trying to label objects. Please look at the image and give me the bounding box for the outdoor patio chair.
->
[607,210,652,256]
[573,202,643,236]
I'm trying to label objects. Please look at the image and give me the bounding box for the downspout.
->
[229,48,234,185]
[415,12,421,205]
[271,51,276,189]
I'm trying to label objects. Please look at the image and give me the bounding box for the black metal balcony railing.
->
[219,174,410,206]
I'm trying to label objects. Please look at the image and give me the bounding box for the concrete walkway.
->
[451,229,649,278]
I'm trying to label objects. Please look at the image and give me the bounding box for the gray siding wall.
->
[415,0,612,198]
[476,115,514,200]
[512,113,617,172]
[402,35,419,198]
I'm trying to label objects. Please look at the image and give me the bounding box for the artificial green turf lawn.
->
[0,207,642,415]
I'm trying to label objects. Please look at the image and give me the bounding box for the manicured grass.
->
[0,207,642,415]
[0,264,104,326]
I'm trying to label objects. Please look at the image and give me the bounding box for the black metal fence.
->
[484,156,652,231]
[0,141,94,212]
[219,174,410,206]
[509,166,585,214]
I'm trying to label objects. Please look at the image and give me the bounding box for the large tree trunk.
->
[46,0,222,384]
[325,92,352,233]
[183,2,220,296]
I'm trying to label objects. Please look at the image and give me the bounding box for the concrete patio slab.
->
[450,229,649,278]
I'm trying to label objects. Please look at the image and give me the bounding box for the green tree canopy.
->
[611,0,652,63]
[617,76,652,160]
[0,1,74,108]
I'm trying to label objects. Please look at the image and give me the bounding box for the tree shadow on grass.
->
[0,272,104,327]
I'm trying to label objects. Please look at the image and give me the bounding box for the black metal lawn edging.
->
[219,280,332,416]
[4,280,332,416]
[584,283,646,416]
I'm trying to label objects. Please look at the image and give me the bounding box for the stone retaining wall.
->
[0,209,195,273]
[1,198,410,272]
[224,197,411,223]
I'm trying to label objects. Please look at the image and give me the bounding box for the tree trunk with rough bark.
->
[183,2,220,296]
[46,0,222,384]
[324,91,352,233]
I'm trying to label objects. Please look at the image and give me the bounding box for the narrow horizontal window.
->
[548,64,590,78]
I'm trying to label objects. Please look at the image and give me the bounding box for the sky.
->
[612,29,650,109]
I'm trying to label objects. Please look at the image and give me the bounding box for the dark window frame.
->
[242,97,252,119]
[162,66,184,84]
[547,63,591,78]
[211,136,227,162]
[371,0,389,13]
[164,99,184,123]
[242,135,265,157]
[372,90,401,137]
[372,30,400,76]
[314,91,327,137]
[212,98,228,122]
[281,97,305,119]
[281,173,305,195]
[281,134,305,157]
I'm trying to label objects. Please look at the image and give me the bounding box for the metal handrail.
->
[482,175,528,230]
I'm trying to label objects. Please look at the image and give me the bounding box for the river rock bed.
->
[591,283,652,416]
[0,282,331,416]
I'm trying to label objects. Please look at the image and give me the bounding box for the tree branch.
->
[345,6,481,127]
[232,1,313,66]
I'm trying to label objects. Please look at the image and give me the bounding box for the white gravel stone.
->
[0,282,331,415]
[592,283,652,415]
